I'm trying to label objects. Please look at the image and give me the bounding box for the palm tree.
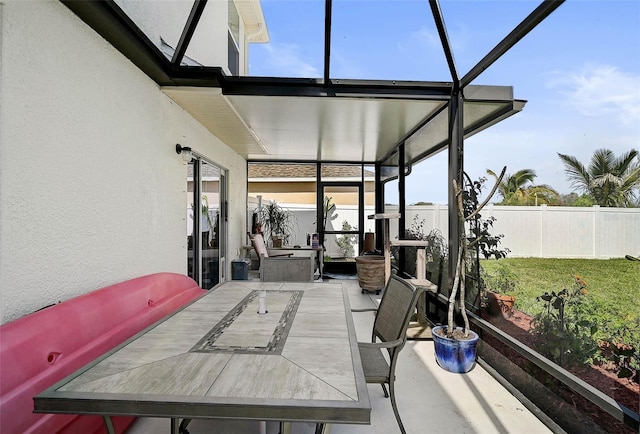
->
[487,168,560,205]
[558,149,640,207]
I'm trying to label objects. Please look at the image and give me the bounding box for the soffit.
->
[399,86,526,167]
[162,83,522,165]
[163,87,268,156]
[235,0,269,42]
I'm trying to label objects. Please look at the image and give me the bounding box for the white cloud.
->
[407,25,442,51]
[401,22,468,55]
[331,51,366,79]
[259,43,320,78]
[548,64,640,125]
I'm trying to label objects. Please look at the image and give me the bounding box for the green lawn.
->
[481,257,640,344]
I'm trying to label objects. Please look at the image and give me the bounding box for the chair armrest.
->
[358,338,403,350]
[269,253,294,258]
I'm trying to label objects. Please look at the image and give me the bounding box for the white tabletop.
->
[34,281,370,428]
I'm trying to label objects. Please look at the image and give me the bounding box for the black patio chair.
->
[353,274,424,434]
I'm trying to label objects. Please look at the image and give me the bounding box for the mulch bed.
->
[485,309,638,427]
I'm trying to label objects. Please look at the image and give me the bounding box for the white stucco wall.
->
[114,0,244,74]
[0,0,247,323]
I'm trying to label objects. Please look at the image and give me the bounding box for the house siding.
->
[0,0,247,323]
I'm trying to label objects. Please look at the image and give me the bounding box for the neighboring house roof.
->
[248,164,375,180]
[188,163,374,181]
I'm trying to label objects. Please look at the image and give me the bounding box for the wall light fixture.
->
[175,144,193,163]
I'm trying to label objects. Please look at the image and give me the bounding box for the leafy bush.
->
[462,176,510,260]
[335,220,357,258]
[531,276,599,367]
[483,258,639,380]
[481,262,518,294]
[597,317,639,381]
[401,215,448,280]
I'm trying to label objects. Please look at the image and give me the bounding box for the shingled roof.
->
[248,164,374,179]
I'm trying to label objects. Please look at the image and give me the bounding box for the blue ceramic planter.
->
[432,325,479,373]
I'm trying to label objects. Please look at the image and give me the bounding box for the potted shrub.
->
[256,200,297,247]
[424,228,448,287]
[482,262,517,317]
[400,216,448,286]
[432,168,507,373]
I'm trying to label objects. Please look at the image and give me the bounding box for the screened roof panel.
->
[64,0,536,165]
[330,1,451,81]
[439,0,542,84]
[113,0,193,54]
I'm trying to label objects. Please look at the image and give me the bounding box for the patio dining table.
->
[34,281,371,434]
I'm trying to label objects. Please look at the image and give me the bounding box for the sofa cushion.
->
[0,272,205,434]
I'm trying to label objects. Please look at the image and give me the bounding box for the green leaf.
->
[617,367,633,379]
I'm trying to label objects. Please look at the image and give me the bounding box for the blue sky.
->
[249,0,640,204]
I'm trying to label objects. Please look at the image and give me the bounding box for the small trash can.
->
[232,259,249,280]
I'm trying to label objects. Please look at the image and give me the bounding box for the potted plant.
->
[482,262,517,318]
[256,200,297,247]
[432,168,507,373]
[423,228,448,287]
[400,216,448,285]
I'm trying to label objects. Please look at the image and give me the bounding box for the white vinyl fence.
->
[251,201,640,259]
[400,205,640,259]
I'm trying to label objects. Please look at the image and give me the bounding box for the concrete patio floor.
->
[128,278,553,434]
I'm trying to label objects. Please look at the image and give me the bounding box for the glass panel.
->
[201,161,220,289]
[186,159,222,289]
[228,32,240,75]
[247,162,317,248]
[322,185,360,259]
[187,160,196,283]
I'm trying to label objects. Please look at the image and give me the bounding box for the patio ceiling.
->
[163,80,524,165]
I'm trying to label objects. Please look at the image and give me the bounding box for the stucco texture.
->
[0,1,247,323]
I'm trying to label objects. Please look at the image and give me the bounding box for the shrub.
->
[531,276,599,367]
[335,220,357,258]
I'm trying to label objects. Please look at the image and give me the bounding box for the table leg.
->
[179,418,192,433]
[102,415,116,434]
[279,421,292,434]
[315,423,333,434]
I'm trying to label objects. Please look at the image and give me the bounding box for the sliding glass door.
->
[187,158,226,289]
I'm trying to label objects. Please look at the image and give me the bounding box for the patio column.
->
[398,143,406,271]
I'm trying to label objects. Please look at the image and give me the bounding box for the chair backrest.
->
[373,275,422,359]
[250,233,269,259]
[260,256,314,282]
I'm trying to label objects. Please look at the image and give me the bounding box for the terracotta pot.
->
[486,292,516,317]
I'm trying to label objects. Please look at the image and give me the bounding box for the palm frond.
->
[558,152,591,193]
